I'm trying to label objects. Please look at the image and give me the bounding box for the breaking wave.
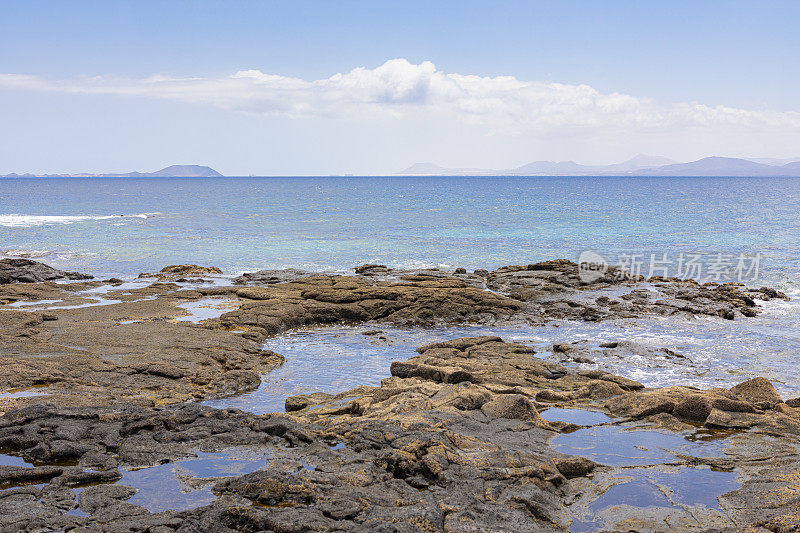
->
[0,213,158,227]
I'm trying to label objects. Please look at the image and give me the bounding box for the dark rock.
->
[785,397,800,408]
[353,264,390,275]
[78,484,137,514]
[285,395,311,412]
[758,287,789,300]
[0,258,92,284]
[0,465,64,486]
[234,268,312,285]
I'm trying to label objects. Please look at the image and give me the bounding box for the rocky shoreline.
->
[0,259,798,532]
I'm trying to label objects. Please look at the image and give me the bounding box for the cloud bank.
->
[2,59,799,137]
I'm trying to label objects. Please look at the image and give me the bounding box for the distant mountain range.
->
[398,155,800,177]
[5,159,800,178]
[1,165,223,178]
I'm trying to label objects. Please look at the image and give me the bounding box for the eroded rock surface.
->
[0,338,604,532]
[0,260,796,532]
[0,281,282,408]
[0,338,798,531]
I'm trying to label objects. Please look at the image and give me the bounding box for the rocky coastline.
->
[0,258,797,532]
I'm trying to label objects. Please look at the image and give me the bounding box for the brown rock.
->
[673,394,713,422]
[480,394,544,423]
[552,456,597,479]
[730,377,783,405]
[705,408,763,428]
[785,397,800,408]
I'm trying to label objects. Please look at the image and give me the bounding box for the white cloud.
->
[2,58,799,137]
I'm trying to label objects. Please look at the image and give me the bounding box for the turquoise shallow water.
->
[2,176,800,288]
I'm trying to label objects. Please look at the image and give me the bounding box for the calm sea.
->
[3,176,800,395]
[2,176,800,285]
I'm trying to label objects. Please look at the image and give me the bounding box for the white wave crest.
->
[0,249,51,258]
[0,213,157,227]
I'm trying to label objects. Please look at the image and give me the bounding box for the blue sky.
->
[1,1,799,175]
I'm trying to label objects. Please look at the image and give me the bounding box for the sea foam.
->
[0,249,51,258]
[0,213,155,227]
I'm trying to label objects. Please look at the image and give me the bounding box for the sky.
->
[1,0,800,175]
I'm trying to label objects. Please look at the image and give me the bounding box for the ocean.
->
[3,175,800,395]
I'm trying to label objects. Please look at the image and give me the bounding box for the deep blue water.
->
[2,176,800,287]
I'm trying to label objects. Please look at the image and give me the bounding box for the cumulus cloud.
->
[1,58,799,136]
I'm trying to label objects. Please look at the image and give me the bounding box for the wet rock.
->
[482,259,784,322]
[233,268,313,285]
[0,285,283,406]
[138,264,222,280]
[0,465,64,487]
[0,260,779,409]
[0,258,92,284]
[78,484,137,514]
[285,395,311,412]
[757,286,789,300]
[551,456,597,479]
[0,258,793,531]
[0,335,797,532]
[0,403,291,473]
[704,408,764,429]
[217,275,521,336]
[285,392,335,412]
[741,307,758,317]
[605,377,790,431]
[353,264,390,275]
